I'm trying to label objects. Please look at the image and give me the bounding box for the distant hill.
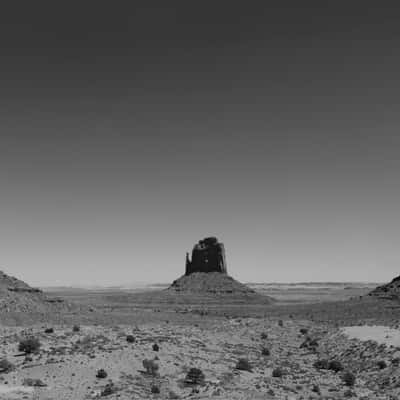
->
[368,275,400,300]
[0,270,82,318]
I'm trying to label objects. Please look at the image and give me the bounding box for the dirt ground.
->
[0,285,400,399]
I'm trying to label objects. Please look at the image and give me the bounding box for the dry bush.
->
[96,369,108,379]
[18,337,41,354]
[185,367,205,385]
[328,360,344,373]
[342,371,356,387]
[143,359,159,376]
[272,367,284,378]
[235,358,252,372]
[0,358,15,373]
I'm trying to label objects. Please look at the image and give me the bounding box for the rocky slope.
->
[166,272,274,304]
[368,275,400,300]
[169,272,256,295]
[0,270,81,317]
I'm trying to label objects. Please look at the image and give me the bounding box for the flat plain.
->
[1,282,400,399]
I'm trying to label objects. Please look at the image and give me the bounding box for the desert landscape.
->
[1,237,400,399]
[2,3,400,399]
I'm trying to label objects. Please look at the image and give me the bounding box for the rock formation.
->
[166,236,273,303]
[369,275,400,300]
[0,270,82,320]
[185,236,227,275]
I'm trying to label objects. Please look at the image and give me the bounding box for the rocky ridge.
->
[368,275,400,300]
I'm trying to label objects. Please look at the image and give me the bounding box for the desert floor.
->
[1,285,400,399]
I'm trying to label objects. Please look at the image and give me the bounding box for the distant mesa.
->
[369,275,400,301]
[168,236,273,302]
[185,236,227,275]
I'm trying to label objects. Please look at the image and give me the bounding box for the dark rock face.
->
[369,275,400,300]
[185,237,227,275]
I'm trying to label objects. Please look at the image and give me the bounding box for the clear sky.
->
[0,2,399,286]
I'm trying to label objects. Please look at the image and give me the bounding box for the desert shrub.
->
[261,346,270,356]
[101,383,117,396]
[143,359,159,376]
[311,384,320,394]
[44,327,54,334]
[392,357,400,366]
[328,360,344,373]
[299,328,308,335]
[72,325,80,333]
[168,389,180,399]
[377,360,387,369]
[260,332,268,340]
[342,371,356,387]
[18,337,41,354]
[152,343,159,352]
[344,389,355,398]
[126,335,135,343]
[0,358,15,373]
[151,384,160,394]
[272,367,284,378]
[300,336,318,350]
[185,367,205,385]
[235,358,252,372]
[23,378,46,387]
[313,359,329,370]
[96,369,108,379]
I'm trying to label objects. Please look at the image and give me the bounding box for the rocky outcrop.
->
[167,237,273,303]
[368,275,400,300]
[185,237,227,275]
[170,272,256,295]
[0,270,81,317]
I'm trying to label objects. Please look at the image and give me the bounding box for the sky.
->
[0,2,400,286]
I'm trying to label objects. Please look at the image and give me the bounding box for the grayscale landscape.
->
[1,2,400,399]
[1,238,400,399]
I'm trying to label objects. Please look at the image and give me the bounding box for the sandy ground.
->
[0,286,400,399]
[342,325,400,347]
[0,316,399,399]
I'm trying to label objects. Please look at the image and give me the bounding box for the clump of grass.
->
[152,343,159,352]
[44,327,54,334]
[300,336,319,350]
[151,384,160,394]
[261,346,270,356]
[311,384,320,394]
[185,368,205,385]
[278,320,283,327]
[126,335,135,343]
[96,369,107,379]
[272,367,284,378]
[142,359,159,376]
[328,360,344,373]
[313,359,329,370]
[72,325,80,333]
[260,332,268,340]
[18,337,41,354]
[101,383,117,396]
[235,358,252,372]
[377,360,387,369]
[0,358,15,373]
[299,328,308,335]
[342,371,356,387]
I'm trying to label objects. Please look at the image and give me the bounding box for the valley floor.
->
[0,289,400,399]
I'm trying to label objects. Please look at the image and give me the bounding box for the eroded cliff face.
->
[369,275,400,300]
[185,237,227,275]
